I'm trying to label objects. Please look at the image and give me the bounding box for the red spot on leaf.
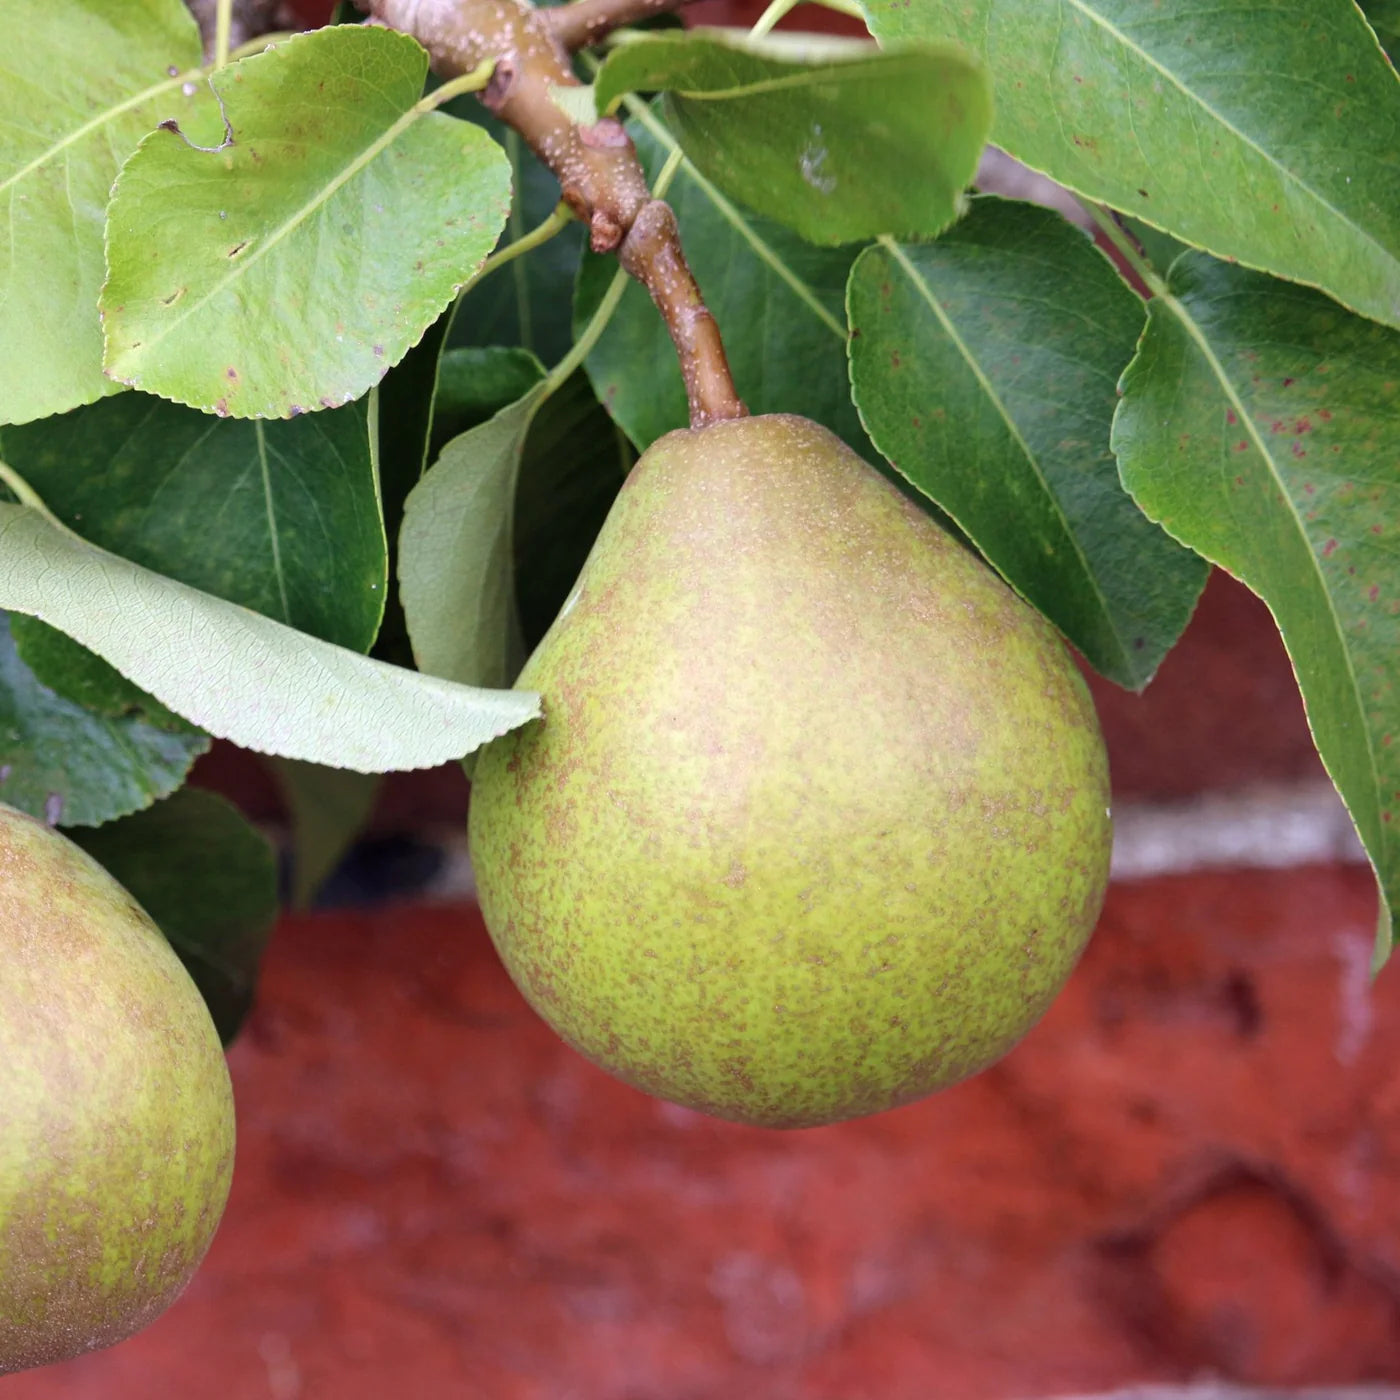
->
[1226,409,1237,425]
[1282,377,1294,387]
[1370,586,1381,601]
[1236,441,1249,452]
[1323,539,1338,556]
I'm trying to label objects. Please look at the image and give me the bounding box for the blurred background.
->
[13,2,1400,1397]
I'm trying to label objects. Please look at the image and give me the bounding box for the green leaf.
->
[433,346,550,455]
[847,201,1207,688]
[0,611,208,828]
[594,32,991,246]
[0,502,539,770]
[514,371,632,652]
[1112,252,1400,958]
[399,380,549,689]
[0,0,217,424]
[0,392,386,651]
[575,110,871,454]
[71,787,278,1043]
[102,25,513,417]
[269,758,381,910]
[9,614,195,732]
[863,0,1400,331]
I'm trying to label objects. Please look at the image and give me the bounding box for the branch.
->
[366,0,745,429]
[544,0,699,52]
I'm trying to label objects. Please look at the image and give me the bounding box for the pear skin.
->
[470,414,1111,1128]
[0,803,235,1374]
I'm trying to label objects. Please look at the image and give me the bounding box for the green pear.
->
[469,414,1111,1128]
[0,803,235,1374]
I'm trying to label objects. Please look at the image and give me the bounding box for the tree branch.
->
[544,0,699,53]
[366,0,745,429]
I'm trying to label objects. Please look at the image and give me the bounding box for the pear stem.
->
[364,0,747,429]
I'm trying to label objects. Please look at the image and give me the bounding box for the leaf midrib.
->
[0,70,193,198]
[881,236,1130,675]
[1062,0,1399,271]
[108,70,433,366]
[1157,282,1385,856]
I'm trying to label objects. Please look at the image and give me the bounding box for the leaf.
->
[102,25,513,417]
[594,32,991,245]
[269,758,381,909]
[0,503,539,770]
[862,0,1400,331]
[575,110,872,455]
[433,346,550,455]
[847,200,1207,688]
[399,380,549,689]
[1112,252,1400,958]
[0,392,386,651]
[0,0,218,424]
[8,614,195,732]
[0,611,208,828]
[514,371,632,652]
[71,787,278,1043]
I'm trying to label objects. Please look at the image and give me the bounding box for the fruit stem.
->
[365,0,746,429]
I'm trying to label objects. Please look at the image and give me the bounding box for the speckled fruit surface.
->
[469,414,1112,1127]
[0,804,235,1375]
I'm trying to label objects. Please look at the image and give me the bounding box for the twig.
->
[620,202,745,425]
[366,0,745,429]
[545,0,699,53]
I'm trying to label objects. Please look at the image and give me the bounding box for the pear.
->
[469,414,1111,1128]
[0,803,235,1374]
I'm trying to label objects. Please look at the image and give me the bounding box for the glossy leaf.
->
[0,503,539,770]
[0,392,386,652]
[399,380,548,689]
[575,112,871,455]
[72,787,278,1043]
[0,0,217,424]
[1113,252,1400,957]
[862,0,1400,330]
[848,201,1207,687]
[102,25,513,417]
[270,758,383,910]
[595,33,990,245]
[0,611,207,828]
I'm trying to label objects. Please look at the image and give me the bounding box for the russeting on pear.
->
[0,803,235,1373]
[469,414,1112,1128]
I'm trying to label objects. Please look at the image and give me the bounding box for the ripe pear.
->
[469,414,1111,1128]
[0,803,235,1375]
